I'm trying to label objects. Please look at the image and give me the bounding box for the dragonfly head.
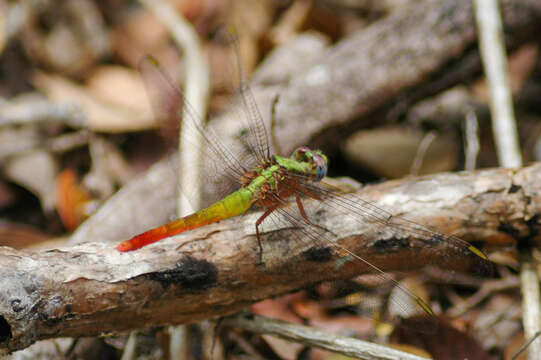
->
[292,147,328,182]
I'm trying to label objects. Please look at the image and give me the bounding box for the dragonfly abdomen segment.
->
[117,188,255,252]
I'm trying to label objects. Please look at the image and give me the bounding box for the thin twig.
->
[138,0,210,215]
[410,131,436,176]
[473,0,521,168]
[447,276,520,317]
[519,254,541,359]
[135,1,210,358]
[222,313,430,360]
[227,331,266,360]
[512,331,541,360]
[0,96,85,128]
[46,129,92,153]
[463,108,480,171]
[119,332,137,360]
[474,1,539,359]
[168,324,189,360]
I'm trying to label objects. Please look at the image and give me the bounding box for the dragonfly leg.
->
[255,207,277,264]
[295,195,329,234]
[302,189,322,201]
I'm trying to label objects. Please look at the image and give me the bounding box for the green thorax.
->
[242,154,318,194]
[273,155,316,176]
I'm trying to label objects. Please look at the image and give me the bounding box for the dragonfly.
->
[116,54,491,321]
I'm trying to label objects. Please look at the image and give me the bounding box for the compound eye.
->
[313,154,328,181]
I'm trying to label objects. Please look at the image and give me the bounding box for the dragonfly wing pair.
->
[118,55,492,329]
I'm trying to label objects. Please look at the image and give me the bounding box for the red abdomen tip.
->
[116,240,136,252]
[116,221,187,252]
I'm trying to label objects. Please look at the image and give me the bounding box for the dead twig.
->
[474,1,539,359]
[447,276,520,317]
[473,0,522,168]
[137,0,210,215]
[0,96,85,128]
[222,313,429,360]
[518,254,541,359]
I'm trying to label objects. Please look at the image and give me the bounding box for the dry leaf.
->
[343,126,457,178]
[4,149,58,213]
[33,71,155,132]
[56,168,92,231]
[0,221,49,249]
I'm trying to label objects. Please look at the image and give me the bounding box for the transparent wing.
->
[210,26,273,162]
[137,26,279,209]
[138,56,259,209]
[253,171,493,331]
[255,192,437,331]
[304,179,493,276]
[277,171,492,276]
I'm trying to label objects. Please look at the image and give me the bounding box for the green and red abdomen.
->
[117,188,255,252]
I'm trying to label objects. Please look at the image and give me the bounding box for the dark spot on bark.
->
[498,222,520,239]
[146,256,218,293]
[514,215,541,252]
[526,214,540,233]
[0,316,11,342]
[372,238,409,253]
[63,313,79,321]
[303,247,333,262]
[65,304,72,313]
[10,299,24,313]
[39,313,61,327]
[508,184,521,193]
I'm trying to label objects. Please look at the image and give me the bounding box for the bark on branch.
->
[1,163,540,353]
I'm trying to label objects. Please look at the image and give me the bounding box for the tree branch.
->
[1,163,540,353]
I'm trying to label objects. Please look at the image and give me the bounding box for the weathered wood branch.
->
[1,163,540,353]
